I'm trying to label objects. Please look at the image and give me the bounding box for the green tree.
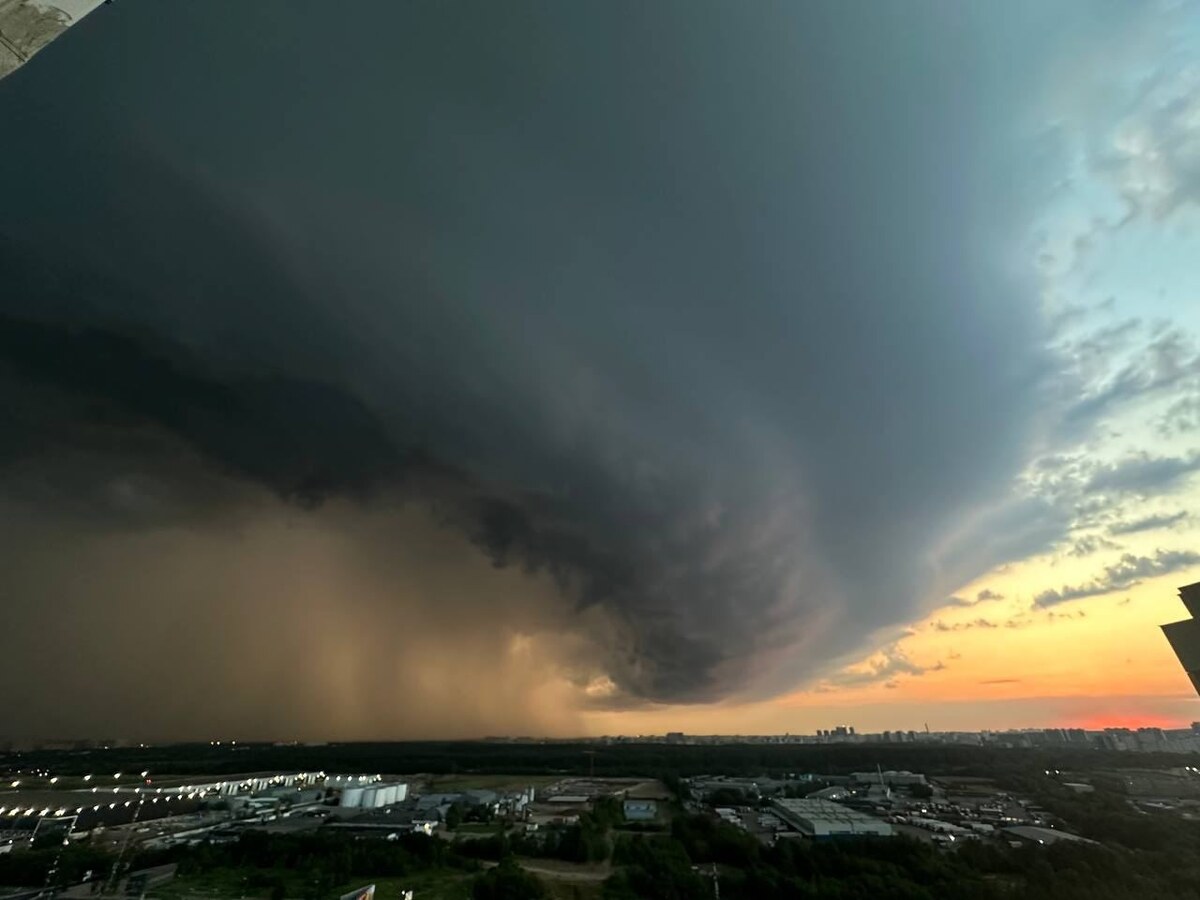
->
[472,857,548,900]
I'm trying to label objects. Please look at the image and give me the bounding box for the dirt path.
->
[481,858,611,882]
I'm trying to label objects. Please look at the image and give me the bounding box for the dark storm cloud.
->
[0,0,1113,732]
[0,308,402,506]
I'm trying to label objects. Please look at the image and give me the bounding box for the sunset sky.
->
[1,0,1198,740]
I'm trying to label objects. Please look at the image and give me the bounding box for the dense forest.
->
[7,741,1200,898]
[7,739,1197,781]
[5,800,1200,899]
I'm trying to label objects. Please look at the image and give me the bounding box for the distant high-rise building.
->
[1162,582,1200,695]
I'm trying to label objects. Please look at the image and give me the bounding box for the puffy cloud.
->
[819,645,946,690]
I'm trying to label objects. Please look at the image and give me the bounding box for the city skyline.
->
[5,721,1198,748]
[1,1,1199,740]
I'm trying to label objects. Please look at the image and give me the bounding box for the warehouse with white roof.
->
[771,799,894,839]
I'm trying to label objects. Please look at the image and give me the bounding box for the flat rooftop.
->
[1004,825,1096,846]
[772,798,894,836]
[0,0,102,80]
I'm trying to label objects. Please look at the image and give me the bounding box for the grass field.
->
[480,858,608,900]
[148,866,477,899]
[452,822,507,834]
[330,864,602,900]
[329,870,474,900]
[147,861,601,900]
[148,866,272,898]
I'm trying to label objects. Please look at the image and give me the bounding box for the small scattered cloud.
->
[1109,510,1188,536]
[1067,317,1143,365]
[1099,61,1200,221]
[979,678,1022,685]
[1158,396,1200,437]
[1066,328,1200,425]
[932,618,999,632]
[938,589,1005,609]
[1046,609,1087,622]
[1034,549,1200,607]
[1084,452,1200,497]
[1066,534,1121,557]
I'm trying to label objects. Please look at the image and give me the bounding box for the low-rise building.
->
[850,771,927,788]
[771,799,894,840]
[623,800,657,821]
[1004,825,1096,846]
[806,786,850,801]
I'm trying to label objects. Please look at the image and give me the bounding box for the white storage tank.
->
[362,787,382,808]
[340,786,364,808]
[394,783,409,802]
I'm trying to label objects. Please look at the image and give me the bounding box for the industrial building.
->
[850,771,927,788]
[770,799,894,839]
[1162,582,1200,696]
[622,800,657,821]
[339,783,408,809]
[806,786,851,801]
[0,0,104,80]
[1003,825,1096,846]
